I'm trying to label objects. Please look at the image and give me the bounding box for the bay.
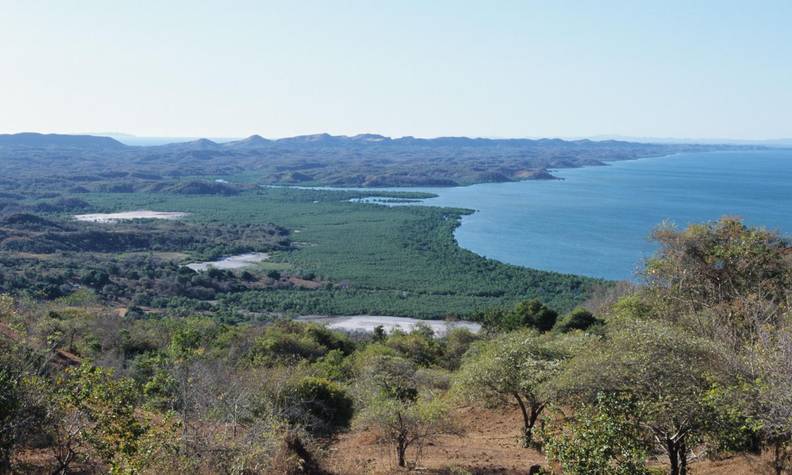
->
[381,150,792,280]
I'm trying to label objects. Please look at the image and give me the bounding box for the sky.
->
[1,0,791,140]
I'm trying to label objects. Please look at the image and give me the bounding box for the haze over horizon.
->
[2,0,791,140]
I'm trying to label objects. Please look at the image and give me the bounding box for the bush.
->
[544,394,649,475]
[288,377,354,434]
[554,308,602,333]
[483,299,558,332]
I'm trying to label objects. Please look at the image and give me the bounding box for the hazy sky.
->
[1,1,791,139]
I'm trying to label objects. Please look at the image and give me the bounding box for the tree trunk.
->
[514,394,544,448]
[664,435,690,475]
[514,393,531,448]
[396,434,407,467]
[667,438,680,475]
[774,439,784,475]
[680,439,687,475]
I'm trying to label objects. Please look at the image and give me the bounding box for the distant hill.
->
[1,131,770,188]
[0,133,125,149]
[225,134,273,148]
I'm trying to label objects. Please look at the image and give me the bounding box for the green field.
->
[75,187,600,318]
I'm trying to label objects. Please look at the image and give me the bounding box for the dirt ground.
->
[326,405,547,474]
[325,405,778,475]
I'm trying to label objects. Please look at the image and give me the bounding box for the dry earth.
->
[326,405,779,475]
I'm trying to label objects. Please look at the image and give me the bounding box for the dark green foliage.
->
[554,308,603,333]
[0,347,47,471]
[2,187,597,317]
[250,321,353,365]
[383,328,443,367]
[483,299,559,332]
[0,215,290,303]
[372,325,386,342]
[512,299,558,332]
[288,377,354,434]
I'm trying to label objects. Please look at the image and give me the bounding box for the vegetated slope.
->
[0,207,292,303]
[0,132,759,189]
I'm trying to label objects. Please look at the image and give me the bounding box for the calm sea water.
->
[387,150,792,280]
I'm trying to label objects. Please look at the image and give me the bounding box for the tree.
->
[441,327,480,370]
[354,355,459,467]
[383,328,442,367]
[741,324,792,475]
[644,217,792,348]
[544,393,649,475]
[54,364,148,471]
[0,296,48,472]
[0,350,47,472]
[641,218,792,471]
[556,319,726,475]
[484,299,559,332]
[287,376,354,435]
[553,307,602,333]
[372,324,386,342]
[454,330,568,447]
[356,393,457,468]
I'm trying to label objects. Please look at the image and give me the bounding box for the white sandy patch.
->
[297,315,481,337]
[185,252,270,271]
[74,210,188,223]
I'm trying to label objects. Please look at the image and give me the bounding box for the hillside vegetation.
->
[1,187,598,319]
[2,217,792,474]
[0,132,754,188]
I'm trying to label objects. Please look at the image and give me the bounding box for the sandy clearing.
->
[297,315,481,337]
[74,210,188,223]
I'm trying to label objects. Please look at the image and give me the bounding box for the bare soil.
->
[325,405,778,475]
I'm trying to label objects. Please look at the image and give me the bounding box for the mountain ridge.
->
[1,131,779,151]
[0,132,125,149]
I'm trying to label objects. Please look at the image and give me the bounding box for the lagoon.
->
[381,150,792,280]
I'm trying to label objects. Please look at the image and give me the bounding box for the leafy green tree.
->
[250,321,353,365]
[556,320,726,475]
[644,217,792,347]
[54,364,148,472]
[544,393,649,475]
[554,307,602,333]
[454,330,568,447]
[740,325,792,475]
[356,393,456,468]
[484,299,559,332]
[640,218,792,471]
[0,353,47,472]
[383,328,442,367]
[354,355,459,467]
